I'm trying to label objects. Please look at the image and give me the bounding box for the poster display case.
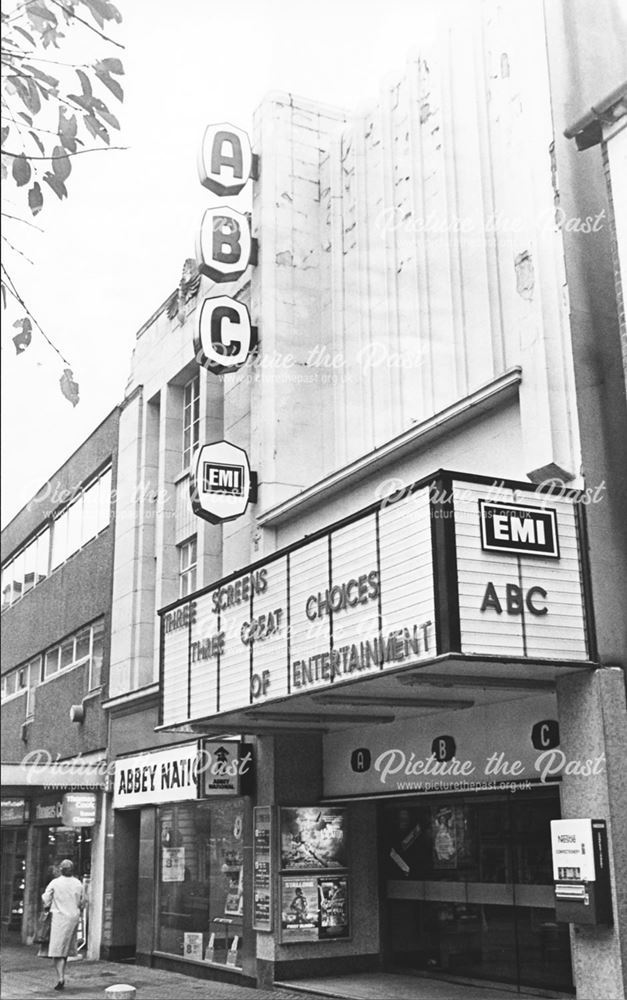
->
[278,806,350,943]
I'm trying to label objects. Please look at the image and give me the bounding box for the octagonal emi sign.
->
[190,441,257,524]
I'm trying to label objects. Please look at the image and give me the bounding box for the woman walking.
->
[41,859,85,991]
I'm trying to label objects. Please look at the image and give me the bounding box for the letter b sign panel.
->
[194,296,257,375]
[196,207,252,283]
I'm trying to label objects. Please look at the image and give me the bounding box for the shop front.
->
[111,739,255,981]
[0,762,104,954]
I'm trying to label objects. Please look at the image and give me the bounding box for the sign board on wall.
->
[113,743,201,808]
[1,798,28,826]
[323,694,563,798]
[253,806,273,931]
[194,296,257,376]
[196,207,253,283]
[198,123,253,197]
[190,441,256,525]
[160,473,592,729]
[62,792,97,827]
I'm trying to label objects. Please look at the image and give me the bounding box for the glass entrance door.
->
[381,788,573,993]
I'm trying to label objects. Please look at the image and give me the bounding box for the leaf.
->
[90,96,119,130]
[76,68,93,98]
[99,57,124,75]
[1,282,6,309]
[28,181,44,216]
[94,68,123,103]
[18,112,34,126]
[28,3,57,24]
[28,130,46,155]
[12,154,31,187]
[60,368,80,407]
[12,317,32,353]
[43,171,67,200]
[51,145,71,182]
[22,64,59,91]
[25,76,42,115]
[1,126,8,147]
[84,114,109,144]
[58,108,78,153]
[82,0,122,26]
[13,25,35,45]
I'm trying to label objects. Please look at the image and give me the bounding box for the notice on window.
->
[253,806,273,931]
[183,931,203,960]
[162,846,186,882]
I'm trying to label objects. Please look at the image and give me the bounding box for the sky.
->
[1,0,457,526]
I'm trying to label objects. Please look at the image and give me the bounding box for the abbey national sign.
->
[160,472,594,730]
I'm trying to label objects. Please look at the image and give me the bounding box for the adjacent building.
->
[1,408,119,958]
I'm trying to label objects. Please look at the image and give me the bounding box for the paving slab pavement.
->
[0,943,321,1000]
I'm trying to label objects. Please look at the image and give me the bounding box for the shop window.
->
[178,537,197,598]
[182,375,200,469]
[157,799,245,968]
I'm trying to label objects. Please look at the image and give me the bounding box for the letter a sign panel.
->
[198,123,253,197]
[190,441,257,524]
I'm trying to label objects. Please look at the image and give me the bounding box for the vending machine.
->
[550,819,612,925]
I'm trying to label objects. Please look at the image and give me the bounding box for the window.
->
[1,527,51,611]
[179,537,197,598]
[182,375,200,469]
[7,620,106,704]
[48,466,111,575]
[89,620,105,689]
[157,799,246,968]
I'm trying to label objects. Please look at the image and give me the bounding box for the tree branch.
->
[47,0,125,50]
[1,262,72,367]
[1,144,128,158]
[2,232,34,264]
[1,210,44,231]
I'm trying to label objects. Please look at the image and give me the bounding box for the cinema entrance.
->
[380,786,573,993]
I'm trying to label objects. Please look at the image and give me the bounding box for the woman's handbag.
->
[34,908,52,945]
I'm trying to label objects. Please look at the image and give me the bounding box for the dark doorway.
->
[109,809,140,960]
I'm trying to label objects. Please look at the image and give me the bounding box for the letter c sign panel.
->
[194,295,257,375]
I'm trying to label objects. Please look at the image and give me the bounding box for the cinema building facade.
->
[101,5,626,998]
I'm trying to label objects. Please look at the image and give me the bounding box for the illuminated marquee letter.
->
[194,295,257,375]
[198,123,253,196]
[196,207,252,283]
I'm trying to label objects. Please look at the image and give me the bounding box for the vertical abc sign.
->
[194,296,257,375]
